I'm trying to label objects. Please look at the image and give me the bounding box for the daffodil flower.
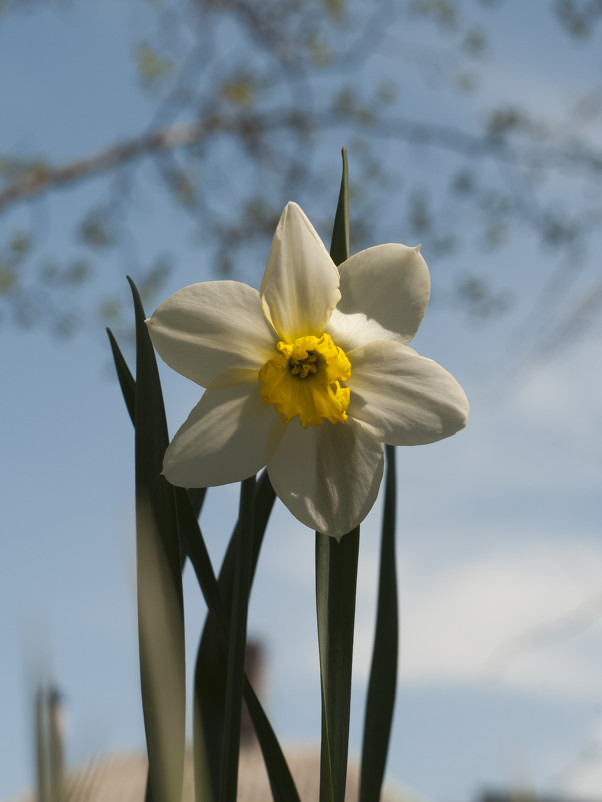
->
[147,203,468,538]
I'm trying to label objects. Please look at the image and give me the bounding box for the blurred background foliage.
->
[1,0,602,350]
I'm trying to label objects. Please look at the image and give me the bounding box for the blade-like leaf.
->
[193,470,278,800]
[48,687,65,802]
[188,486,207,519]
[127,277,186,802]
[107,327,198,571]
[219,475,256,802]
[109,322,296,798]
[243,681,301,802]
[107,328,135,425]
[315,146,358,802]
[108,325,227,799]
[179,484,300,802]
[330,147,349,268]
[35,687,49,802]
[359,445,398,801]
[316,529,360,802]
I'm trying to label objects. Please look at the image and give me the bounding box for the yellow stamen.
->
[258,333,351,428]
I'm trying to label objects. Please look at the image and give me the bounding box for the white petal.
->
[267,419,384,539]
[326,308,398,354]
[260,203,340,341]
[163,381,285,487]
[207,368,259,390]
[147,281,277,387]
[327,244,430,351]
[348,340,469,446]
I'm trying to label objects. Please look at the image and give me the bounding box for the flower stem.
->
[316,527,359,802]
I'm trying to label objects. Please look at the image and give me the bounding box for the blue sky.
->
[2,1,602,800]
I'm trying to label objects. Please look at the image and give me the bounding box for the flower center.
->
[258,333,351,428]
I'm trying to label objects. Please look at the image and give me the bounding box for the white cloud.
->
[396,533,602,697]
[250,444,602,704]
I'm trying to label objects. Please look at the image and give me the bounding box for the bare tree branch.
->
[0,116,223,212]
[3,107,602,216]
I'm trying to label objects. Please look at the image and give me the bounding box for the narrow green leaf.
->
[251,469,278,566]
[315,147,357,802]
[107,328,135,425]
[35,687,49,802]
[219,475,256,802]
[359,445,399,802]
[243,681,301,802]
[109,323,293,799]
[175,487,224,623]
[34,685,69,802]
[329,147,349,267]
[193,598,230,798]
[316,529,360,802]
[47,687,65,802]
[184,470,299,802]
[318,696,334,802]
[127,277,186,802]
[187,486,207,519]
[193,470,279,800]
[107,327,200,570]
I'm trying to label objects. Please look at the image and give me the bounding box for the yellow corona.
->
[259,333,351,428]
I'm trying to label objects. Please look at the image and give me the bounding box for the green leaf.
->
[315,146,358,802]
[177,475,299,801]
[243,682,301,802]
[193,470,292,800]
[219,475,256,802]
[359,445,398,801]
[329,147,349,267]
[107,328,135,425]
[111,291,297,799]
[127,276,186,802]
[175,487,223,619]
[315,529,360,802]
[107,327,203,570]
[187,486,207,519]
[47,688,65,802]
[108,328,212,799]
[35,687,49,802]
[35,684,67,802]
[35,684,66,802]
